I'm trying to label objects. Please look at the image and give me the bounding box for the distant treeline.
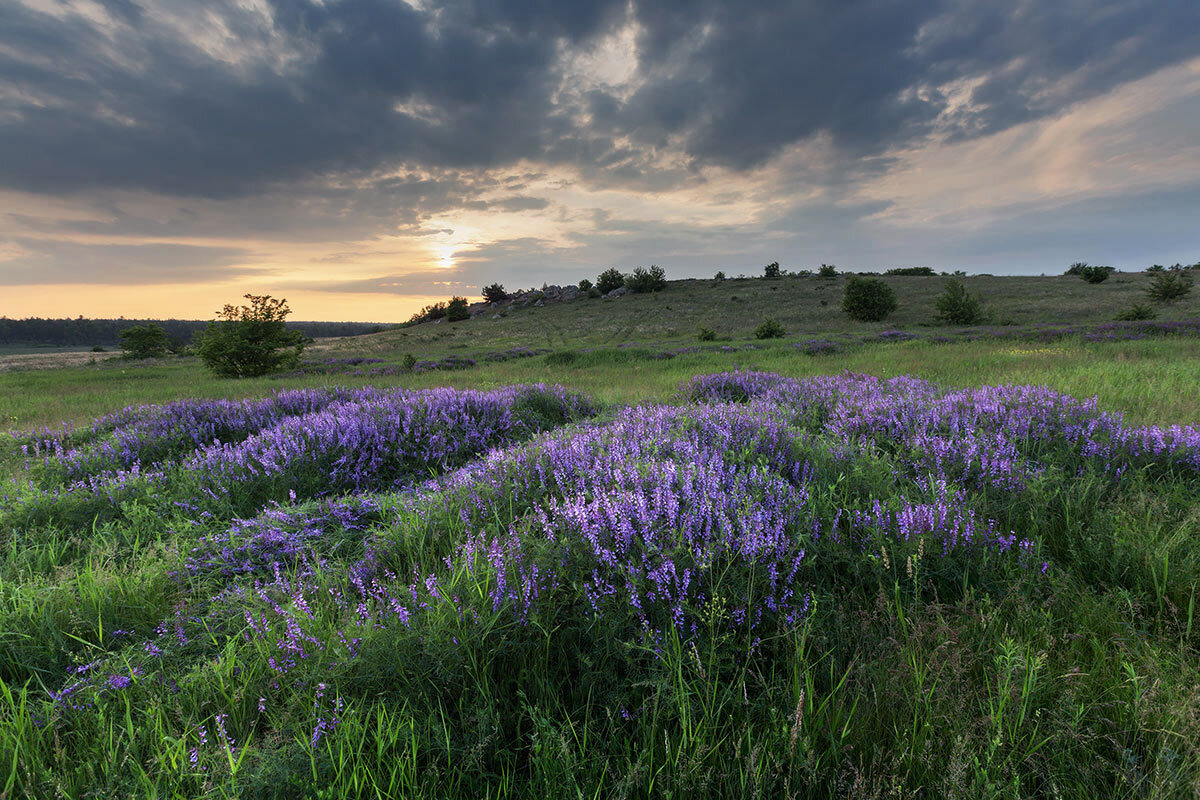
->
[0,317,392,347]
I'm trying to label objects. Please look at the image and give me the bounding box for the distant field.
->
[334,272,1200,356]
[3,337,1199,439]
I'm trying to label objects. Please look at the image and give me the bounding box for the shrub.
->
[1078,265,1114,284]
[698,327,717,342]
[624,265,667,293]
[118,324,170,359]
[482,283,508,303]
[1146,271,1193,303]
[446,296,470,321]
[596,268,626,294]
[1114,304,1157,321]
[713,271,726,281]
[194,294,309,378]
[408,302,448,324]
[763,261,781,278]
[577,278,593,292]
[1147,264,1166,273]
[841,276,898,322]
[1065,262,1088,276]
[91,344,106,352]
[933,279,985,325]
[402,353,417,370]
[753,318,785,339]
[885,266,936,276]
[818,264,837,278]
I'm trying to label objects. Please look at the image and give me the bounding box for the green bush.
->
[1065,262,1088,276]
[118,324,170,359]
[1146,271,1193,303]
[596,268,625,294]
[624,265,667,293]
[408,302,447,324]
[713,271,726,281]
[1114,304,1156,321]
[482,283,508,303]
[934,279,985,325]
[763,261,781,278]
[446,296,470,321]
[841,276,898,322]
[193,294,308,378]
[753,318,785,339]
[698,327,717,342]
[1078,265,1114,284]
[818,264,837,278]
[577,278,593,292]
[885,266,936,276]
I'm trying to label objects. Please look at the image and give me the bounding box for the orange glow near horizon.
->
[0,283,441,323]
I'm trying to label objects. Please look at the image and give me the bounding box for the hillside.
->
[327,272,1200,356]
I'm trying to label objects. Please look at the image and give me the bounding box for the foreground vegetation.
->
[2,344,1199,797]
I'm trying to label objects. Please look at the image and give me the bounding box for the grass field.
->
[339,271,1200,355]
[2,274,1199,798]
[4,337,1199,436]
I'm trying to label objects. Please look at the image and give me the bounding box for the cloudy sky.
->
[1,0,1198,321]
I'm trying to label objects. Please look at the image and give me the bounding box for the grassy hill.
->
[329,272,1200,356]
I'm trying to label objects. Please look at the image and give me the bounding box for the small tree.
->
[596,268,626,294]
[625,265,667,293]
[482,283,508,303]
[753,318,785,339]
[841,276,898,322]
[1065,262,1088,276]
[818,264,838,278]
[194,294,308,378]
[934,279,985,325]
[1146,271,1193,303]
[118,324,170,359]
[1078,265,1114,284]
[577,278,593,292]
[446,296,470,321]
[763,261,781,278]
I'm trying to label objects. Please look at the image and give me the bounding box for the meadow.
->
[2,275,1200,797]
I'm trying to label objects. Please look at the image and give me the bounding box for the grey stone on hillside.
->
[605,286,628,298]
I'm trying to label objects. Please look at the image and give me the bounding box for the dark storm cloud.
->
[1,0,1196,202]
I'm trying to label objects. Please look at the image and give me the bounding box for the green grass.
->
[343,271,1200,355]
[4,337,1199,435]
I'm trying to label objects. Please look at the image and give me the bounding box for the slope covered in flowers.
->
[2,371,1199,797]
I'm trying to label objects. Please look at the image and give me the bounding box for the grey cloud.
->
[3,0,1194,202]
[0,239,255,285]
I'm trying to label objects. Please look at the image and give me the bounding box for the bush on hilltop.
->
[596,268,625,294]
[841,276,898,322]
[625,265,667,293]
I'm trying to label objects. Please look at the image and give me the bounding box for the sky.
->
[1,0,1198,322]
